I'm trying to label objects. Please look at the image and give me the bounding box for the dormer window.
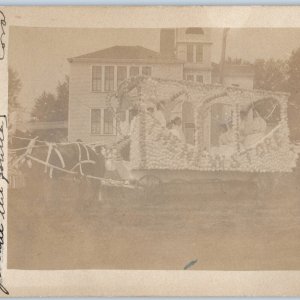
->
[196,45,203,63]
[187,44,194,63]
[185,27,204,35]
[186,44,204,63]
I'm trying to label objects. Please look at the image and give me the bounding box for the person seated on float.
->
[218,123,236,156]
[219,123,235,146]
[129,108,139,137]
[239,110,248,141]
[243,108,267,148]
[119,117,130,137]
[170,117,185,142]
[239,109,252,149]
[154,100,167,127]
[166,120,173,130]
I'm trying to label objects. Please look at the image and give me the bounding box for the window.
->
[185,27,204,34]
[186,74,194,81]
[196,45,203,63]
[142,66,151,76]
[187,44,194,63]
[129,66,139,77]
[92,66,102,92]
[91,109,101,134]
[117,66,127,87]
[196,75,203,83]
[104,109,114,135]
[104,66,114,91]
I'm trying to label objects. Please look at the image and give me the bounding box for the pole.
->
[219,28,230,85]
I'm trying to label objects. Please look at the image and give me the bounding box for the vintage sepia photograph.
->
[7,25,300,272]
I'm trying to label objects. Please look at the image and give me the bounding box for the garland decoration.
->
[116,76,299,173]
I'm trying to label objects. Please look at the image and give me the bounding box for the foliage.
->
[8,68,22,115]
[287,48,300,94]
[31,92,57,121]
[55,77,69,121]
[252,49,300,141]
[31,76,69,122]
[253,59,288,92]
[286,49,300,141]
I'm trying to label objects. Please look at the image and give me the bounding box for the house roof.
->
[68,45,183,64]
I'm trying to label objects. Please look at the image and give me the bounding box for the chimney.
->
[160,29,176,59]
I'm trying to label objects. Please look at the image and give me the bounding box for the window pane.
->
[196,75,203,83]
[196,45,203,63]
[142,66,151,76]
[105,66,114,91]
[187,74,194,81]
[92,66,102,91]
[91,109,101,134]
[104,109,114,134]
[117,66,127,87]
[187,44,194,62]
[129,66,139,77]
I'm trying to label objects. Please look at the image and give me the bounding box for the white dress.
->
[171,126,185,143]
[154,110,167,127]
[244,115,267,148]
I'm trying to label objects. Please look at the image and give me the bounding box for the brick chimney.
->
[160,29,176,59]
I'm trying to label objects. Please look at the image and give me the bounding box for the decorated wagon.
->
[107,75,300,197]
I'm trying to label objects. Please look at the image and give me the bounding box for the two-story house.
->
[68,28,213,144]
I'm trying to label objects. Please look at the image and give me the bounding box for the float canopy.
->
[114,75,290,111]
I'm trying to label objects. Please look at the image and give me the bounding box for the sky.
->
[8,27,300,117]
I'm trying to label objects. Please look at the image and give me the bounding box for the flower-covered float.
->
[107,76,300,193]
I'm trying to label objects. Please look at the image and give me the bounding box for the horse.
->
[9,130,106,207]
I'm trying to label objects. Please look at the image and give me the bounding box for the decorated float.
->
[8,75,300,198]
[107,75,300,195]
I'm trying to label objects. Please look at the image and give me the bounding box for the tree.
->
[31,76,69,122]
[219,28,230,84]
[8,68,22,115]
[31,92,57,121]
[287,48,300,94]
[54,76,69,121]
[286,49,300,141]
[253,58,288,92]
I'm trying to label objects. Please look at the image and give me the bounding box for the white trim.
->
[101,66,105,92]
[100,109,105,135]
[113,65,118,91]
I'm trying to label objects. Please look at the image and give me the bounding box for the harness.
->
[10,137,97,179]
[44,143,66,178]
